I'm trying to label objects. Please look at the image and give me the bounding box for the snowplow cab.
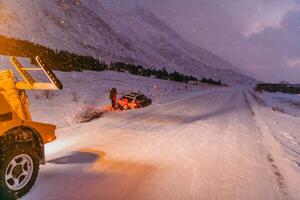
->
[0,56,62,199]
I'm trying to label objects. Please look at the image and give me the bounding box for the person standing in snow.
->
[110,88,117,110]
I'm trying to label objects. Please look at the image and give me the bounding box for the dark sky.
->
[101,0,300,83]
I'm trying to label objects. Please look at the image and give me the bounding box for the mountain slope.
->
[0,0,254,84]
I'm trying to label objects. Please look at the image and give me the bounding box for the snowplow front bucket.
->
[10,56,63,90]
[22,120,56,144]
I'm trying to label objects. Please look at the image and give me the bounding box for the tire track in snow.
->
[245,91,291,200]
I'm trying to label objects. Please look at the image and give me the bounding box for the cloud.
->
[102,0,300,82]
[243,9,300,82]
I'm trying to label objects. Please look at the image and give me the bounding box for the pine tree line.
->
[0,35,223,85]
[255,84,300,94]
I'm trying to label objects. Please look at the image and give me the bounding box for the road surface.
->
[23,87,289,200]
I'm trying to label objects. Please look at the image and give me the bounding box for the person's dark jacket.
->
[110,88,117,100]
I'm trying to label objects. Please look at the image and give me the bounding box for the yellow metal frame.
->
[0,56,62,144]
[10,56,63,90]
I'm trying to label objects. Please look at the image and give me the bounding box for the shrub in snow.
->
[272,106,286,114]
[74,107,104,123]
[71,91,80,102]
[44,90,51,99]
[34,91,40,100]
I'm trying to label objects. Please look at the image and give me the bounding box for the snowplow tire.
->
[0,142,40,199]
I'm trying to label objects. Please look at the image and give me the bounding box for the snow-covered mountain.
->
[0,0,255,84]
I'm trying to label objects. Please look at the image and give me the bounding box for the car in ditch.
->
[118,92,152,110]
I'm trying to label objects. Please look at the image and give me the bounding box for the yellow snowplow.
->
[0,56,62,199]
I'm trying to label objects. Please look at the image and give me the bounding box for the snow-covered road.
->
[22,87,297,200]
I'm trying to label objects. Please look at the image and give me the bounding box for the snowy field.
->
[14,71,300,200]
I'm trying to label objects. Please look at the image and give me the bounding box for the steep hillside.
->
[0,0,254,84]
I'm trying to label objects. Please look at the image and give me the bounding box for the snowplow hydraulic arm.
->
[10,56,63,90]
